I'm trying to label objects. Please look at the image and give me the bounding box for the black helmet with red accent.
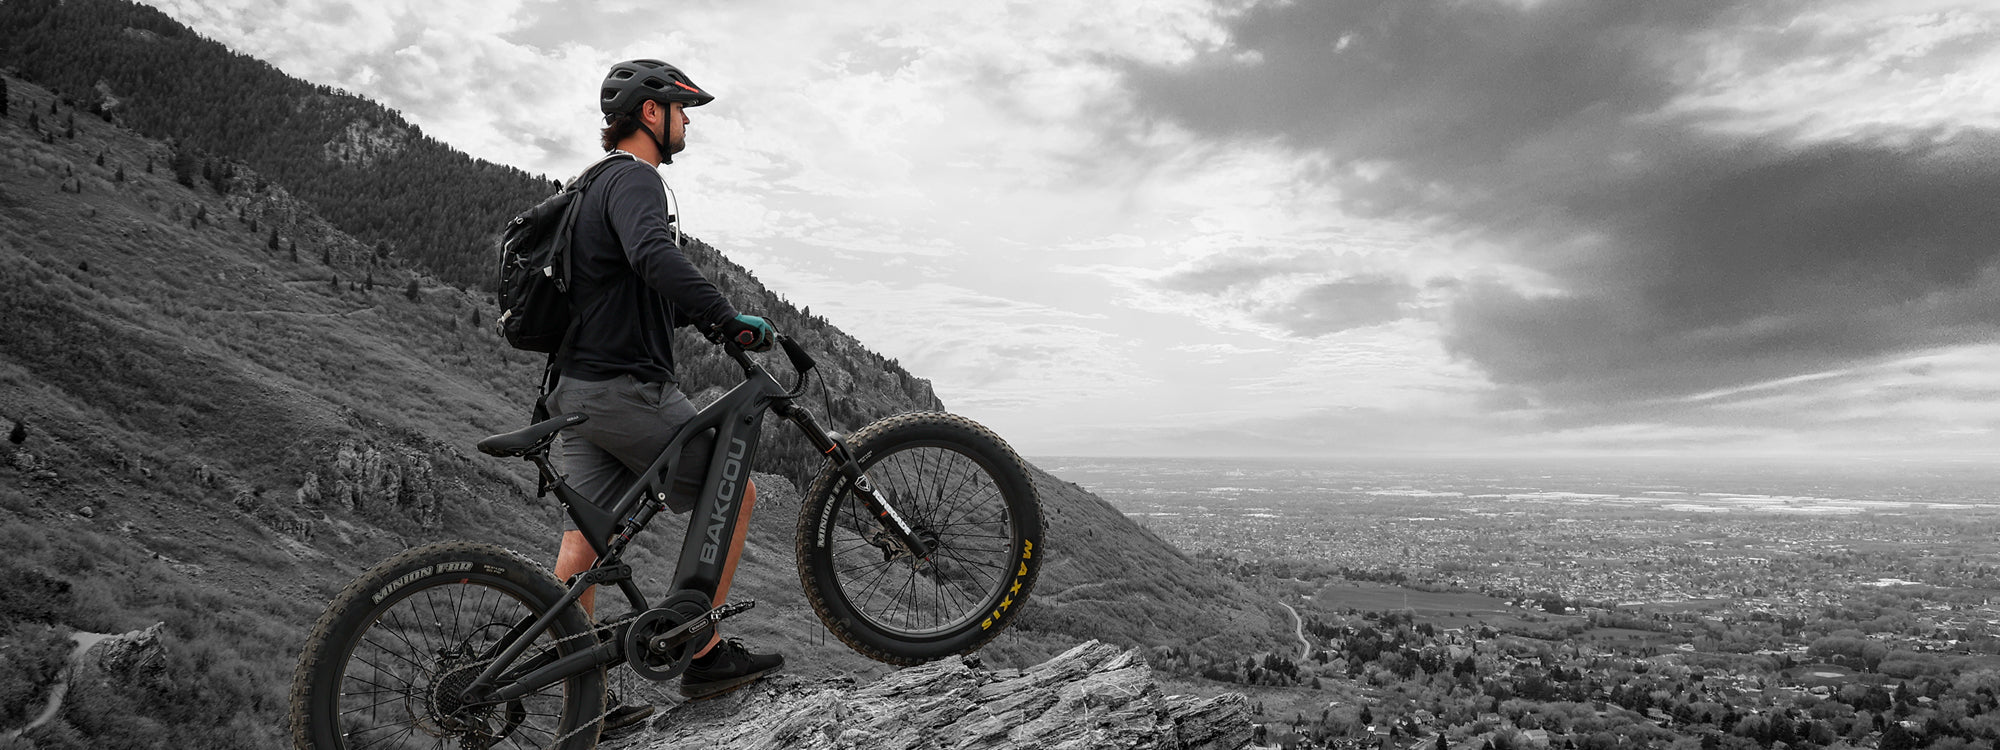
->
[600,59,713,120]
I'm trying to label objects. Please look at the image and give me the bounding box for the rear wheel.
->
[289,541,606,750]
[796,412,1043,665]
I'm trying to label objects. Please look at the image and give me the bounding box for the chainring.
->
[623,591,711,681]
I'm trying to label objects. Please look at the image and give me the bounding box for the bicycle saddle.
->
[477,412,589,457]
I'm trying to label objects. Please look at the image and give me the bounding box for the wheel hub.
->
[420,646,522,748]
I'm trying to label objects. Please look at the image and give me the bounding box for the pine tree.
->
[329,274,339,291]
[171,147,197,188]
[288,240,299,263]
[404,278,421,302]
[0,77,8,118]
[7,419,24,445]
[267,227,280,251]
[321,246,332,265]
[114,165,125,183]
[63,113,75,139]
[145,156,153,174]
[95,152,104,167]
[27,111,38,131]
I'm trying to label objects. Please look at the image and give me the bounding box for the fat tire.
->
[289,541,605,750]
[795,412,1044,666]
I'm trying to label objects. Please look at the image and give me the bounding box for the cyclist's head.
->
[599,59,712,160]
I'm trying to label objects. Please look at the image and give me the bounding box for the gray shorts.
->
[546,373,714,531]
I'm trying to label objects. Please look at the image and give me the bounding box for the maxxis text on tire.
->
[795,411,1044,666]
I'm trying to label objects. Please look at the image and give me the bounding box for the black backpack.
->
[494,151,637,354]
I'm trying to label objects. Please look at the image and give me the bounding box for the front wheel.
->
[796,412,1044,665]
[289,541,606,750]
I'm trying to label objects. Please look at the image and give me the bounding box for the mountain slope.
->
[0,20,1292,749]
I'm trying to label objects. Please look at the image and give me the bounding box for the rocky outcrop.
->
[620,641,1252,750]
[84,623,167,681]
[323,118,409,167]
[299,440,441,526]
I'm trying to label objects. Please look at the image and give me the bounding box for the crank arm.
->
[645,600,757,653]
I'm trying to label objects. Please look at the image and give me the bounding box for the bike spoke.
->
[338,692,410,716]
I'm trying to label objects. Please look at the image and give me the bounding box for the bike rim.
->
[331,575,580,750]
[828,441,1018,637]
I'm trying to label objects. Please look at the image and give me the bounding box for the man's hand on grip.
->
[717,314,777,352]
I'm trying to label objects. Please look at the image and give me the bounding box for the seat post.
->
[528,451,563,497]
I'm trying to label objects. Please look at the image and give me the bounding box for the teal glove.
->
[719,314,777,352]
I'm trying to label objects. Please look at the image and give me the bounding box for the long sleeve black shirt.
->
[562,156,738,383]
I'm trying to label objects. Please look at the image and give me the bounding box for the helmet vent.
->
[643,77,667,90]
[612,70,634,80]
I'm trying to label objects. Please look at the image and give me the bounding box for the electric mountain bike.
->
[288,334,1043,749]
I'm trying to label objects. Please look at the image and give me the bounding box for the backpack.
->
[494,151,637,354]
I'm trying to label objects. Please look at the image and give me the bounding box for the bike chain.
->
[417,613,639,750]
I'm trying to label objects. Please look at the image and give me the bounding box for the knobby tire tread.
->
[794,411,1045,666]
[288,541,605,750]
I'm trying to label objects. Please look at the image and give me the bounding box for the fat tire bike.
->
[288,334,1043,749]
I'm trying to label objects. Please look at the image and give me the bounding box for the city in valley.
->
[1043,456,2000,750]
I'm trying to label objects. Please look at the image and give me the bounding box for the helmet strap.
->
[644,104,673,165]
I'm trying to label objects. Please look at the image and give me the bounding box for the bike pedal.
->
[709,600,755,622]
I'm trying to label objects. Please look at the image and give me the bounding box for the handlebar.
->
[717,332,817,399]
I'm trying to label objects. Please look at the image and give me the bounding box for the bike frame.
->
[459,339,929,707]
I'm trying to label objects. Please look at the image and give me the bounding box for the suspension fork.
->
[773,401,934,562]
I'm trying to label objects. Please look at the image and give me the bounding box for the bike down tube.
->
[666,366,774,596]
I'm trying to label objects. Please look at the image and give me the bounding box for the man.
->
[549,59,784,732]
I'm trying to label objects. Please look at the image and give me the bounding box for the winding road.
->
[1278,602,1311,660]
[1,631,113,743]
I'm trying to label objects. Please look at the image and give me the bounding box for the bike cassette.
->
[622,594,761,681]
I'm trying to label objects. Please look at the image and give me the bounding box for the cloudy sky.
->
[152,0,2000,459]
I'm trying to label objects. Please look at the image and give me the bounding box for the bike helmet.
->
[600,59,713,120]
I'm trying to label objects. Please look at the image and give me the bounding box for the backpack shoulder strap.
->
[568,150,641,190]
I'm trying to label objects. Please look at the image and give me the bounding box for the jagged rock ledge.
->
[619,640,1253,750]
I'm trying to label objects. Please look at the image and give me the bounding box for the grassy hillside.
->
[0,66,1292,747]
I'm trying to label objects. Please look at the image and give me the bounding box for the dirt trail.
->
[2,631,115,742]
[1278,602,1310,660]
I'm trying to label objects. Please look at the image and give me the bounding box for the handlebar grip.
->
[778,334,815,373]
[734,329,760,347]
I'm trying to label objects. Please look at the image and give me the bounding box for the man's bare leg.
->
[554,530,597,617]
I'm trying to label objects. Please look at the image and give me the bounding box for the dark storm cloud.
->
[1270,277,1412,336]
[1155,252,1322,295]
[1158,253,1414,335]
[1127,0,2000,405]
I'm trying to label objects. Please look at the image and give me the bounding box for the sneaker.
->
[679,637,785,700]
[599,690,654,739]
